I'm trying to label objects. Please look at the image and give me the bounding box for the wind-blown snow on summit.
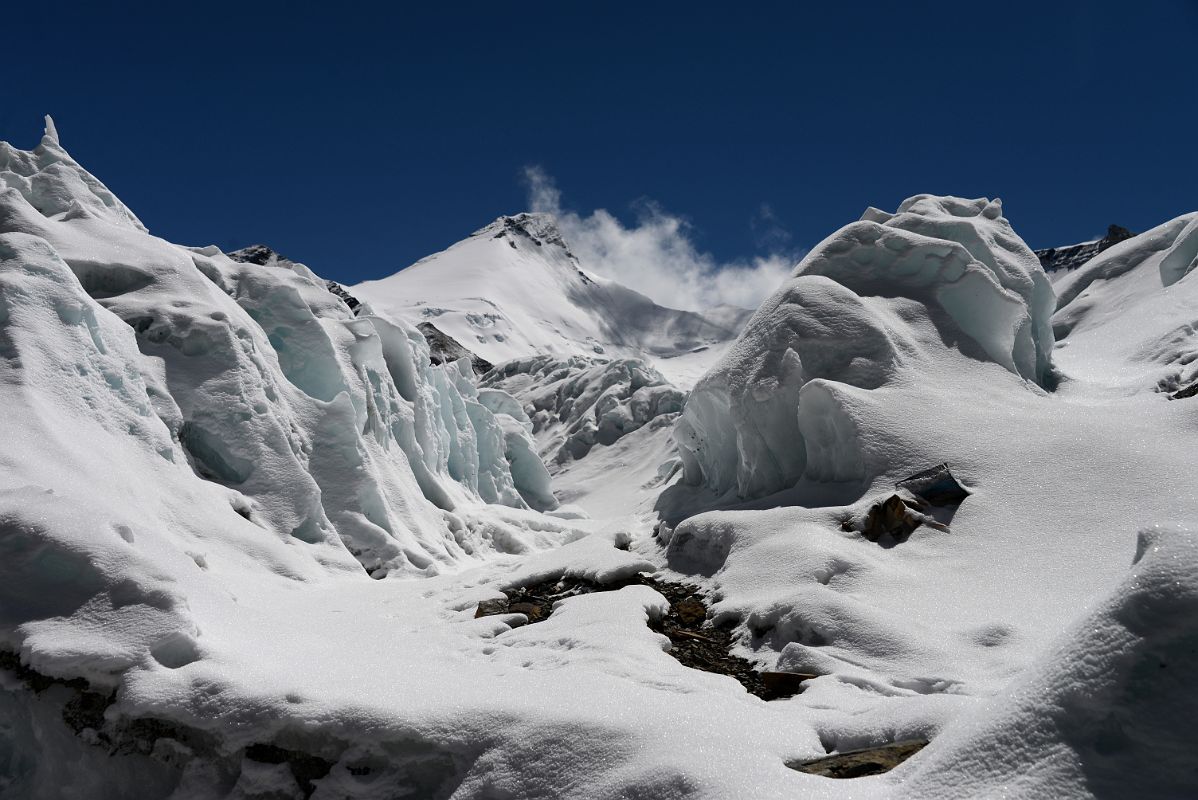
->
[353,213,752,388]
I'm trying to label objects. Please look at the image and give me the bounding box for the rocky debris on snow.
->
[1035,224,1135,274]
[474,574,811,700]
[417,321,494,375]
[786,739,928,778]
[1,649,339,799]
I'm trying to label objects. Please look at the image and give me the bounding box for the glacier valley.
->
[1,120,1196,800]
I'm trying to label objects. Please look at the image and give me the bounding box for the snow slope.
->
[353,213,750,388]
[1051,211,1198,394]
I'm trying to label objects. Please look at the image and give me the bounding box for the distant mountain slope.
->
[352,213,751,387]
[1034,224,1134,276]
[1052,212,1198,393]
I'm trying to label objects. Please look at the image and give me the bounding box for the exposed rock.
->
[1170,381,1198,400]
[895,463,970,506]
[324,280,362,313]
[863,494,927,542]
[786,739,928,778]
[418,321,494,375]
[226,243,290,267]
[1035,224,1135,274]
[760,671,818,699]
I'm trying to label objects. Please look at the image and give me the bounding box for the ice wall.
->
[675,195,1055,498]
[0,125,554,597]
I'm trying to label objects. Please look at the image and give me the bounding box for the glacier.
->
[1,119,1197,800]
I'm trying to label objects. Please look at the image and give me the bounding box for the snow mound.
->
[899,526,1198,799]
[676,194,1055,498]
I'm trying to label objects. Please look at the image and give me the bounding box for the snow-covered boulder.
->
[675,195,1055,499]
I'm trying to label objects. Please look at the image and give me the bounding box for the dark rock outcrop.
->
[418,322,494,375]
[1035,224,1134,273]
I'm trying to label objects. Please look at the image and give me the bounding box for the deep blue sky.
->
[5,1,1196,284]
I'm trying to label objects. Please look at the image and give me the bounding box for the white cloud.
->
[523,167,800,312]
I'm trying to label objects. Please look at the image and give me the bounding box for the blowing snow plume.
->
[523,166,798,312]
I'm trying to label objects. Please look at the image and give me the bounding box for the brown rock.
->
[474,599,509,618]
[507,601,544,621]
[760,670,817,699]
[786,739,928,778]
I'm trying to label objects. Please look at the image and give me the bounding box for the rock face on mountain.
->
[352,213,750,377]
[418,321,494,375]
[1034,224,1134,274]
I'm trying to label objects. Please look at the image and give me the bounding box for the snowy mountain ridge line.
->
[352,211,753,389]
[1034,223,1134,276]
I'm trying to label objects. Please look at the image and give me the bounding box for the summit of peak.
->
[475,212,574,255]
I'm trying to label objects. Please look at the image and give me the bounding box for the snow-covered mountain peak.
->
[475,212,579,260]
[354,212,751,386]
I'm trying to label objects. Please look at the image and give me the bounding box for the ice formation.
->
[482,354,685,465]
[675,195,1056,499]
[0,126,560,600]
